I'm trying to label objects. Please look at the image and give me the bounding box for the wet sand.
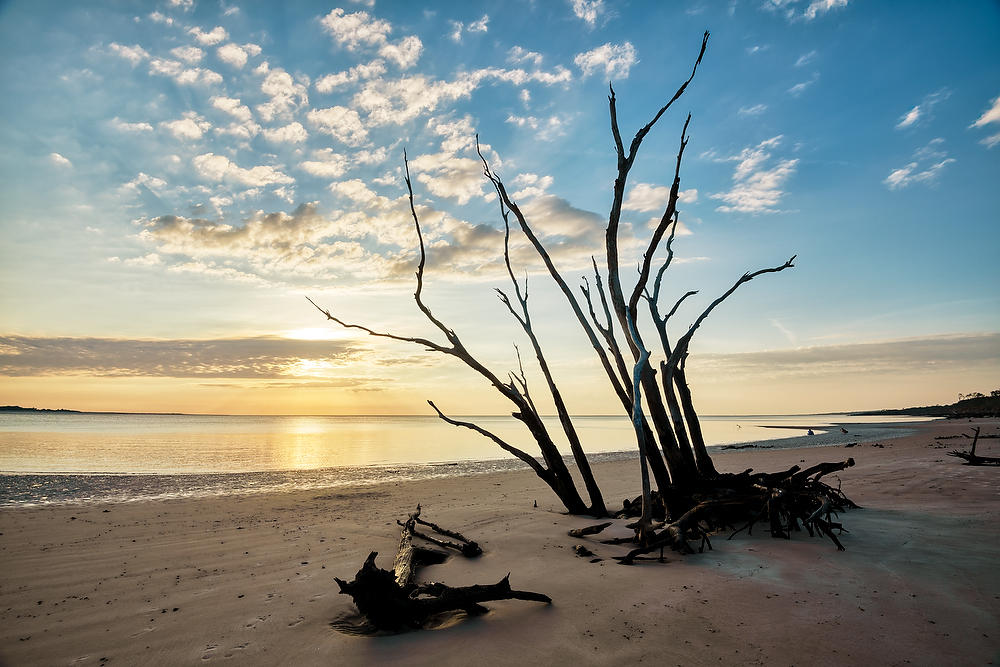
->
[1,419,998,665]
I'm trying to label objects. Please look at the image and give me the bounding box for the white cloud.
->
[505,113,571,141]
[738,104,768,116]
[168,0,194,10]
[123,172,168,192]
[170,46,203,64]
[624,183,698,212]
[110,117,153,132]
[410,153,484,205]
[148,11,174,25]
[512,172,553,199]
[970,94,1000,147]
[787,74,818,97]
[210,96,253,123]
[307,106,368,145]
[803,0,848,20]
[570,0,605,26]
[896,106,921,129]
[379,35,423,69]
[508,46,543,67]
[192,153,294,187]
[300,149,349,179]
[884,138,955,189]
[149,58,223,86]
[49,152,73,168]
[315,60,387,92]
[243,43,262,57]
[217,43,249,68]
[893,89,950,130]
[448,14,489,42]
[189,26,228,46]
[710,136,798,213]
[319,8,391,50]
[262,122,308,144]
[161,113,211,140]
[256,68,309,122]
[109,43,148,66]
[794,50,817,67]
[574,42,637,79]
[353,74,479,126]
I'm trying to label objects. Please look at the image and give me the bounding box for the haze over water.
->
[1,412,930,474]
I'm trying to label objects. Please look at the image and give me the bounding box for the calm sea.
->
[0,412,931,505]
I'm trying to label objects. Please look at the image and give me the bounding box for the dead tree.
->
[949,427,1000,465]
[311,31,830,530]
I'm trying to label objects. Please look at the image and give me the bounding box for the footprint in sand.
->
[244,615,269,629]
[201,643,219,661]
[129,626,155,638]
[287,616,305,627]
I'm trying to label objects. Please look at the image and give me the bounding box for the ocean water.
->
[0,412,932,505]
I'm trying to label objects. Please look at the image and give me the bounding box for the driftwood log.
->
[949,427,1000,465]
[335,506,549,631]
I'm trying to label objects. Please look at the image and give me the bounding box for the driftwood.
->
[949,428,1000,466]
[335,506,549,631]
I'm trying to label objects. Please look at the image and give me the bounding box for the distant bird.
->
[841,427,849,434]
[807,429,815,436]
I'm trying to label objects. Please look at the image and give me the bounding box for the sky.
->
[0,0,998,416]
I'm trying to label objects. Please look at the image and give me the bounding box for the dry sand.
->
[1,419,998,666]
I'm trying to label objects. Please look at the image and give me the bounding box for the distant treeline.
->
[853,391,1000,418]
[0,405,82,414]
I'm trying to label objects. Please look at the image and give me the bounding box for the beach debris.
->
[334,505,549,631]
[949,427,1000,466]
[568,522,613,538]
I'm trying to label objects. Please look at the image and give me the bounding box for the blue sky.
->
[0,0,997,415]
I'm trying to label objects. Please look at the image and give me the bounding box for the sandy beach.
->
[1,418,998,666]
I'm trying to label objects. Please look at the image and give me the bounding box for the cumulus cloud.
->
[192,153,293,186]
[210,96,253,123]
[149,58,223,86]
[512,172,553,199]
[0,335,369,380]
[170,46,203,64]
[448,14,489,42]
[109,42,149,66]
[379,35,423,69]
[262,122,308,144]
[884,138,955,190]
[623,183,698,212]
[508,46,543,67]
[570,0,605,26]
[161,113,211,140]
[315,60,387,92]
[110,117,154,132]
[299,149,349,179]
[189,26,228,46]
[710,136,798,213]
[969,94,1000,148]
[320,8,391,50]
[217,43,249,68]
[803,0,848,20]
[574,42,637,79]
[256,67,309,121]
[307,106,368,146]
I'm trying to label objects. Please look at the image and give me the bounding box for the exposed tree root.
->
[595,458,858,563]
